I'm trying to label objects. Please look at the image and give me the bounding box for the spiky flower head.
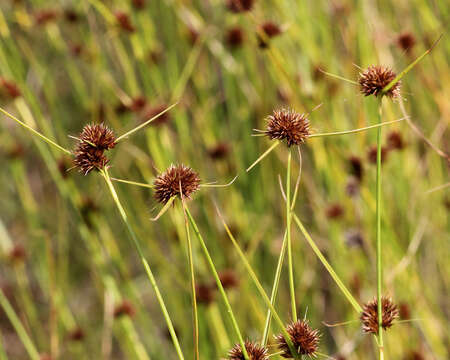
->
[265,108,310,147]
[226,0,254,13]
[359,65,401,99]
[73,123,116,175]
[153,164,201,204]
[228,341,269,360]
[360,297,399,334]
[275,320,320,358]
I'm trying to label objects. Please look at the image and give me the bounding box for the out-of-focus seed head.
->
[326,203,344,219]
[226,27,245,48]
[130,96,147,112]
[140,104,171,126]
[398,302,411,320]
[218,269,239,289]
[153,164,201,204]
[8,244,26,263]
[397,32,416,53]
[132,0,146,10]
[34,9,59,26]
[226,0,255,13]
[114,300,136,318]
[73,123,116,175]
[68,327,85,342]
[367,145,389,164]
[359,65,401,99]
[195,283,215,305]
[208,142,230,160]
[228,341,269,360]
[360,297,399,334]
[387,131,405,151]
[345,229,364,248]
[275,320,320,358]
[64,9,79,23]
[264,108,310,147]
[258,21,282,48]
[349,156,364,181]
[115,11,135,32]
[0,78,21,99]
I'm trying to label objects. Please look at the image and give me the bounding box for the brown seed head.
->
[68,327,85,342]
[64,9,79,23]
[359,65,400,99]
[115,11,135,32]
[265,109,310,147]
[132,0,146,10]
[153,164,201,204]
[387,131,405,151]
[141,104,171,126]
[130,96,147,112]
[114,300,136,318]
[218,269,239,289]
[0,78,21,99]
[258,21,282,48]
[228,341,269,360]
[73,123,116,175]
[208,142,230,160]
[326,203,344,219]
[34,9,58,26]
[8,244,26,263]
[397,32,416,53]
[226,27,245,48]
[360,297,399,334]
[195,283,215,305]
[275,320,320,358]
[226,0,255,13]
[367,145,389,164]
[349,156,364,181]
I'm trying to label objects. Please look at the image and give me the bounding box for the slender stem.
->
[286,150,297,321]
[100,168,185,360]
[184,206,249,360]
[319,69,358,85]
[216,208,301,359]
[261,231,287,345]
[246,141,280,172]
[0,289,40,360]
[292,214,362,313]
[376,99,384,360]
[0,106,72,155]
[181,200,199,360]
[116,102,178,142]
[111,177,154,189]
[308,118,406,138]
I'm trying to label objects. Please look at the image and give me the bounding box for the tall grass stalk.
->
[184,206,249,360]
[100,168,185,360]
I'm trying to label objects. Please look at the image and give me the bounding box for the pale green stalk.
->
[286,150,296,321]
[184,206,249,360]
[100,168,185,360]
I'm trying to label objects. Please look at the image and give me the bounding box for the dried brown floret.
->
[228,341,268,360]
[275,320,320,358]
[73,123,116,175]
[359,65,401,99]
[264,109,310,147]
[360,297,399,334]
[153,165,201,204]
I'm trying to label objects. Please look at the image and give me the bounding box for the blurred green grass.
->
[0,0,448,359]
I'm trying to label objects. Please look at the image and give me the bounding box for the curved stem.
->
[286,150,296,321]
[376,99,384,360]
[101,168,185,360]
[184,206,249,360]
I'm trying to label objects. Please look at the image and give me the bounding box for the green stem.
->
[376,99,384,360]
[101,168,185,360]
[181,201,199,360]
[184,206,249,360]
[292,214,362,313]
[261,230,287,345]
[0,289,40,360]
[286,150,296,321]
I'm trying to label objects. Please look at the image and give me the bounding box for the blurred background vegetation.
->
[0,0,448,359]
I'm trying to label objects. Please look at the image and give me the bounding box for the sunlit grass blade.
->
[200,175,238,188]
[318,69,358,85]
[150,196,176,221]
[0,106,72,155]
[111,177,155,189]
[246,141,280,172]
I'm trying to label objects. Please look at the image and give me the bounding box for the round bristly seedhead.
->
[265,108,310,147]
[228,341,269,360]
[360,297,399,334]
[275,320,320,358]
[153,164,201,204]
[226,0,254,12]
[359,65,401,99]
[73,123,116,175]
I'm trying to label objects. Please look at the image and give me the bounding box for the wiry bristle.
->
[360,297,399,334]
[359,65,401,99]
[226,0,255,13]
[73,123,116,175]
[275,320,320,358]
[153,164,201,204]
[228,341,269,360]
[264,108,310,147]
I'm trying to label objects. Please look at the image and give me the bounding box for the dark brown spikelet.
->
[208,142,230,160]
[359,65,401,99]
[397,32,416,53]
[226,0,254,13]
[349,156,364,181]
[115,11,135,33]
[218,269,239,289]
[275,320,320,358]
[114,300,136,318]
[265,108,310,147]
[153,165,201,204]
[360,297,399,334]
[73,123,116,175]
[0,78,21,99]
[326,203,344,219]
[367,145,389,164]
[195,283,215,305]
[228,341,269,360]
[387,131,405,151]
[258,22,282,48]
[226,27,245,48]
